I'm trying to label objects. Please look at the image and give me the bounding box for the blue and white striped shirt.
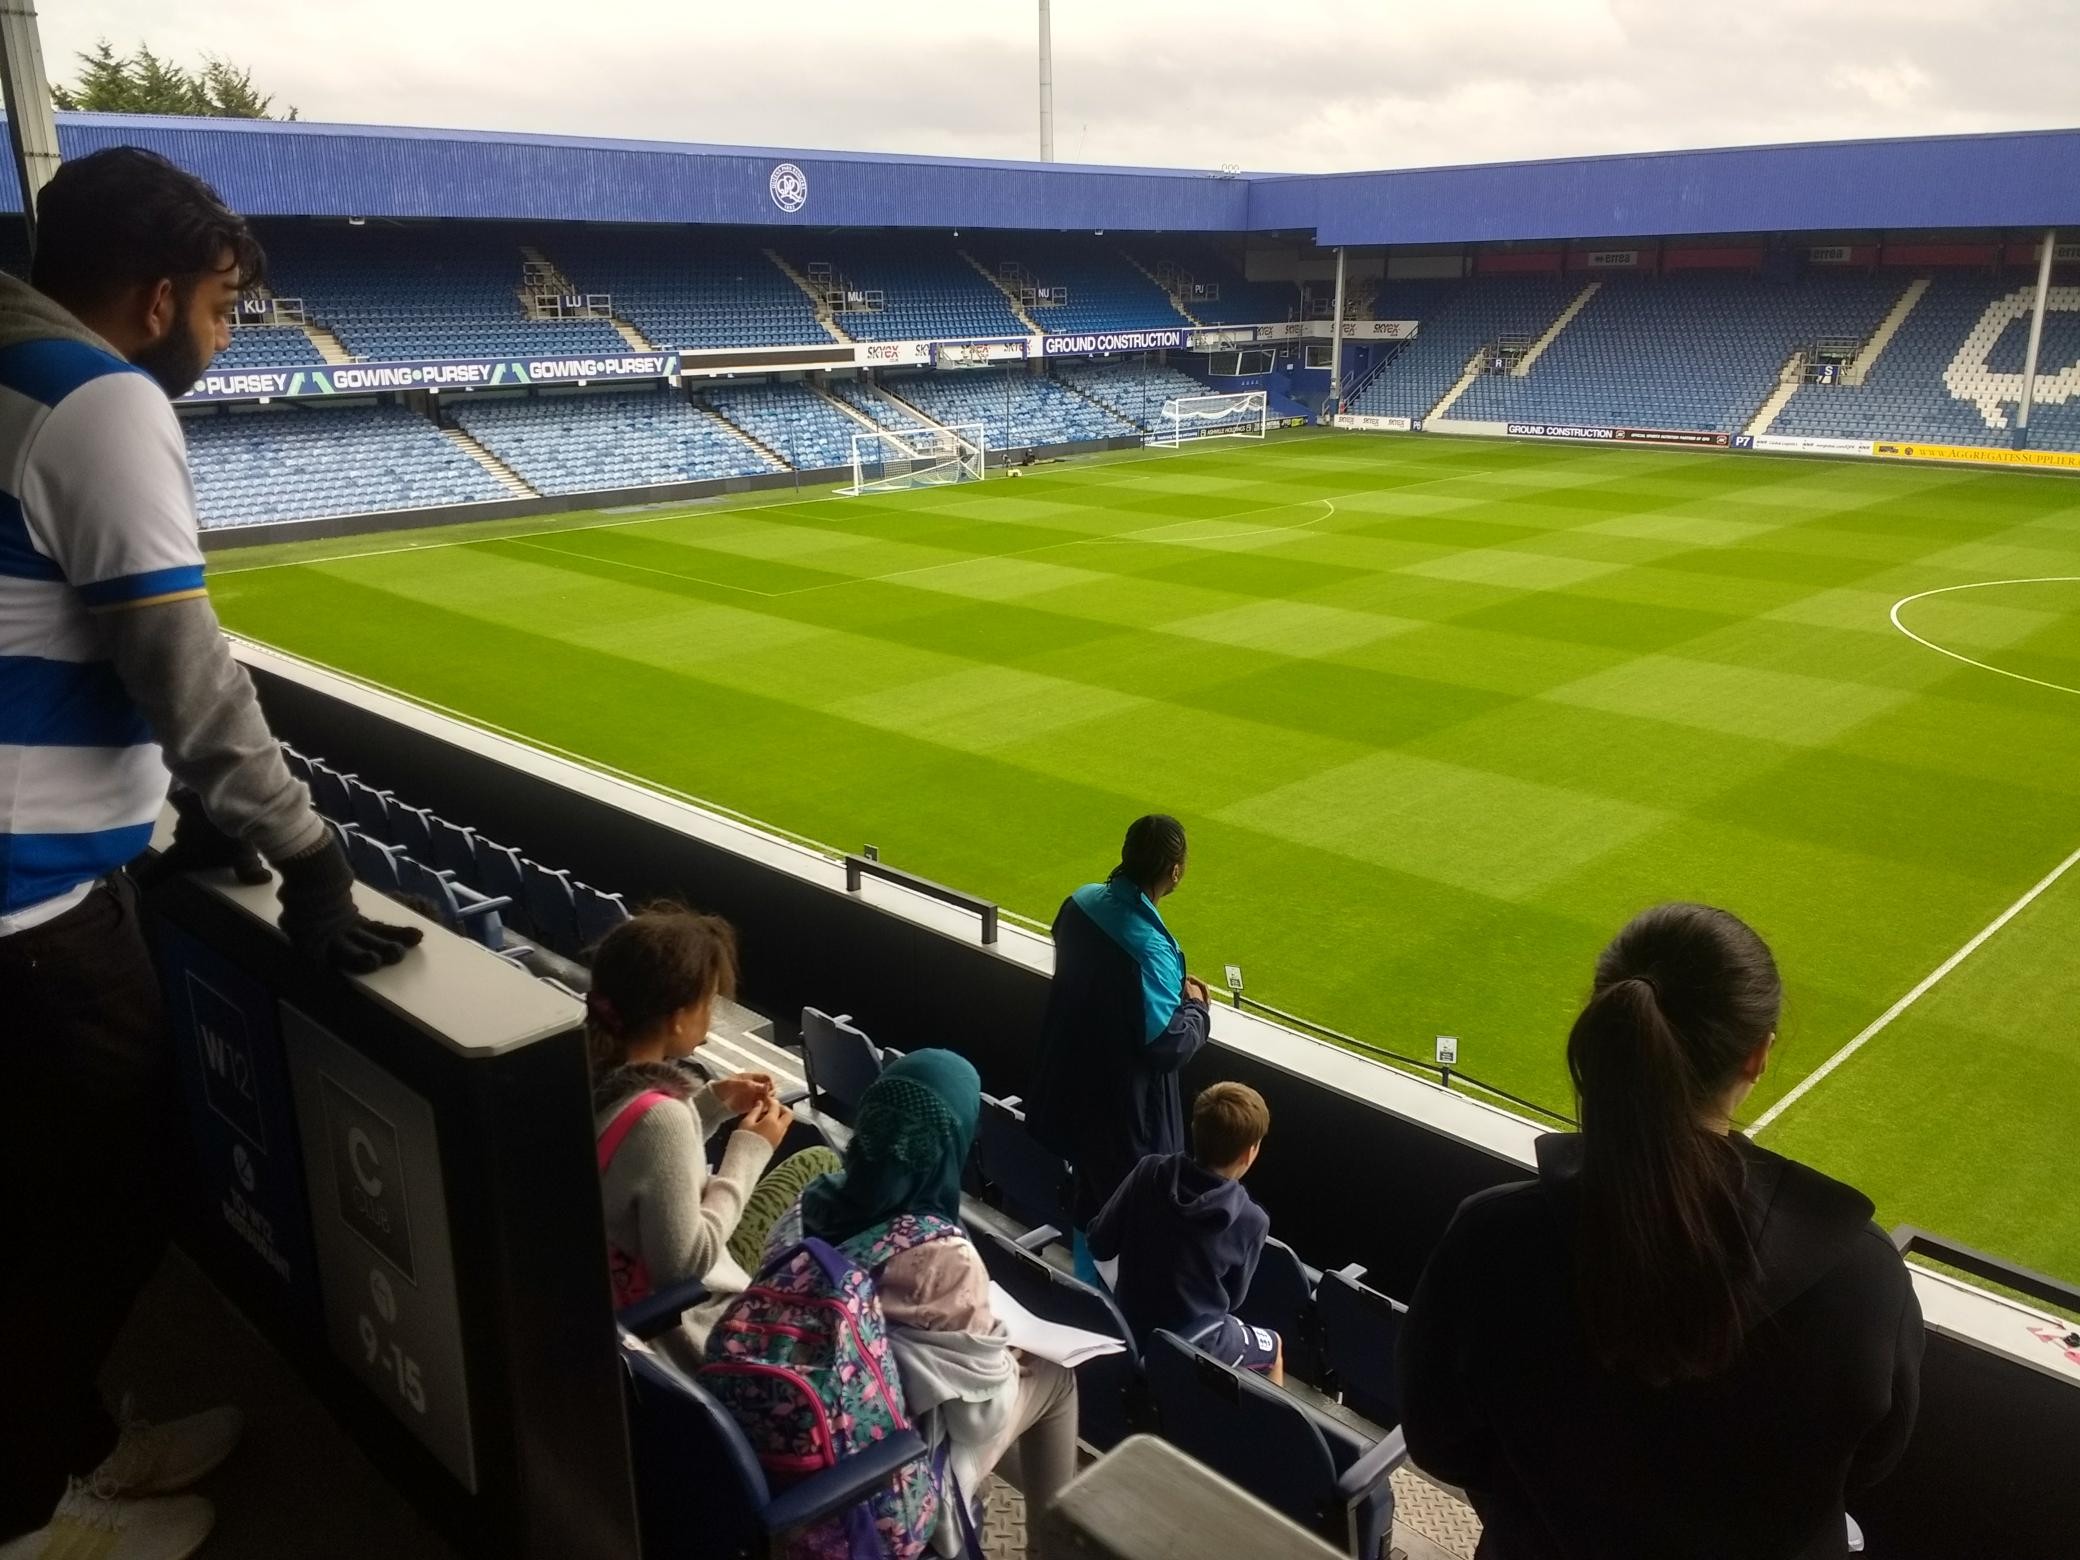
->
[0,336,209,931]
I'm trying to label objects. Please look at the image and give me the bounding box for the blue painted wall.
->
[10,115,2077,244]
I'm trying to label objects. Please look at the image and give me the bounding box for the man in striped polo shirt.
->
[0,149,421,1560]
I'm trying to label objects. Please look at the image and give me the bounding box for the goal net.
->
[844,423,987,496]
[1150,390,1268,447]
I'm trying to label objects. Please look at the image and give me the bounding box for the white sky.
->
[41,0,2080,172]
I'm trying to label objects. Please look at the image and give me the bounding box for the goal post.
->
[844,423,987,496]
[1150,390,1269,447]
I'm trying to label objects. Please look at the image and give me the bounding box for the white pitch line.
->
[1751,840,2080,1133]
[1889,575,2080,699]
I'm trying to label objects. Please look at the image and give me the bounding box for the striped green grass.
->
[210,431,2080,1283]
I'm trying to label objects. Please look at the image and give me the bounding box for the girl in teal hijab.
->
[801,1048,982,1245]
[789,1046,1081,1556]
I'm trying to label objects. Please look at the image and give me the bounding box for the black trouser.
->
[0,876,173,1539]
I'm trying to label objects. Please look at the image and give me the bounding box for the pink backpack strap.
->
[597,1091,672,1172]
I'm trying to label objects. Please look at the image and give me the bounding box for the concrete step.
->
[299,321,355,366]
[438,424,535,497]
[762,248,852,343]
[1511,281,1600,377]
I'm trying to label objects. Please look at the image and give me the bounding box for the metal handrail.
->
[844,854,999,946]
[1893,1226,2080,1314]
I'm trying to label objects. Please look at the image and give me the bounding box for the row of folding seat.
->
[285,745,630,961]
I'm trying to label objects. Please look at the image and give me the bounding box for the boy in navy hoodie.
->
[1086,1082,1282,1383]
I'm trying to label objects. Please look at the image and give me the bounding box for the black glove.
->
[276,835,424,973]
[140,790,272,886]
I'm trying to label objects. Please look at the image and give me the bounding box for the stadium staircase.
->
[700,402,792,469]
[1424,351,1489,422]
[1510,281,1601,377]
[299,320,355,365]
[813,382,883,431]
[1843,276,1930,385]
[438,424,537,497]
[1746,355,1809,435]
[960,250,1043,333]
[762,249,854,342]
[1122,251,1203,325]
[875,378,955,434]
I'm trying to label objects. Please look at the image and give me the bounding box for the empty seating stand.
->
[291,745,629,961]
[211,324,325,370]
[702,382,861,471]
[256,223,627,362]
[547,230,831,351]
[785,235,1024,343]
[1771,272,2080,452]
[181,404,504,529]
[453,388,780,495]
[882,369,1135,451]
[1453,272,1902,434]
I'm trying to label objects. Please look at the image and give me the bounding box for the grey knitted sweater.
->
[595,1066,775,1361]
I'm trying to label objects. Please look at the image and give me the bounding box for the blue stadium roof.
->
[11,113,2079,243]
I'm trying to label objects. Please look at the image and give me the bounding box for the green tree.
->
[49,40,296,119]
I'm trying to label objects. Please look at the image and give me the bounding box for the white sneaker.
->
[93,1397,245,1497]
[0,1482,213,1560]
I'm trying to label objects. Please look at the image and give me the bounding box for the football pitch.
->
[210,430,2080,1284]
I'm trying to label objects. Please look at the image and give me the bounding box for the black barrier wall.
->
[149,859,635,1560]
[243,657,2080,1560]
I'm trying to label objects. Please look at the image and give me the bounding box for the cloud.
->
[39,0,2080,172]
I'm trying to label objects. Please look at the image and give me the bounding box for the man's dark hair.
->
[1117,813,1187,891]
[31,146,264,309]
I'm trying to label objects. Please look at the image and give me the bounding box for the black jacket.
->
[1027,883,1210,1224]
[1399,1134,1922,1560]
[1087,1151,1270,1345]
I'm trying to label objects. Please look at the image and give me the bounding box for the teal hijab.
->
[801,1048,981,1246]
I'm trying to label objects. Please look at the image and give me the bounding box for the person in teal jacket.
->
[1027,815,1212,1278]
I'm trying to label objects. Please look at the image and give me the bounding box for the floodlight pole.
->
[1037,0,1055,162]
[1326,246,1348,411]
[2015,228,2057,449]
[0,0,60,246]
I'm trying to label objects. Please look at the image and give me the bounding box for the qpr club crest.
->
[768,162,808,213]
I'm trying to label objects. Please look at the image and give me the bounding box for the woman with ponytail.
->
[1400,904,1923,1559]
[589,903,839,1363]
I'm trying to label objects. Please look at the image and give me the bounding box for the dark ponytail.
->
[1566,904,1780,1385]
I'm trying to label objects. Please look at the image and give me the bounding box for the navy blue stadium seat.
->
[1237,1237,1324,1386]
[519,859,581,956]
[799,1008,883,1121]
[972,1224,1141,1451]
[346,778,393,839]
[975,1093,1072,1250]
[473,841,529,929]
[1316,1268,1408,1430]
[620,1331,931,1560]
[574,881,631,952]
[344,828,404,895]
[388,803,436,863]
[395,854,511,950]
[427,815,480,884]
[308,764,354,825]
[1145,1329,1405,1560]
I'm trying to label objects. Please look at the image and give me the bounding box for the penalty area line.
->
[1750,840,2080,1133]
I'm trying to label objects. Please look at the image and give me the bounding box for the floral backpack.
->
[699,1212,959,1560]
